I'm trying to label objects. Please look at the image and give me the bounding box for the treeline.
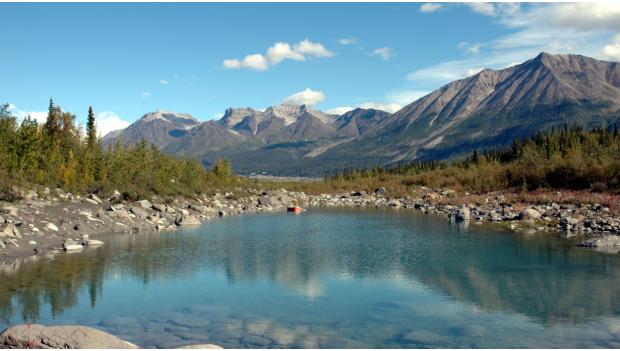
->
[327,125,620,193]
[0,101,235,200]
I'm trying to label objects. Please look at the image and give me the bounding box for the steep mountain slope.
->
[313,52,620,169]
[333,108,392,137]
[103,111,199,148]
[163,121,246,155]
[103,53,620,176]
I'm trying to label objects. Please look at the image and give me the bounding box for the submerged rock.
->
[177,344,223,349]
[0,324,138,349]
[579,235,620,248]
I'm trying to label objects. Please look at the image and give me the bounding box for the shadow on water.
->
[1,207,619,346]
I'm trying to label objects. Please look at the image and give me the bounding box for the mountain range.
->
[104,52,620,176]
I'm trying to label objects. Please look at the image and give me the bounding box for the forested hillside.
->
[0,101,234,200]
[326,125,620,193]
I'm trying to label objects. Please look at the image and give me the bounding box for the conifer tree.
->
[86,106,96,149]
[45,98,58,137]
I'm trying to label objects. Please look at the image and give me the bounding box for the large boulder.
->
[0,324,138,349]
[455,206,471,222]
[258,196,280,207]
[579,235,620,248]
[130,207,148,219]
[175,215,201,226]
[136,199,153,209]
[519,208,541,221]
[1,224,21,239]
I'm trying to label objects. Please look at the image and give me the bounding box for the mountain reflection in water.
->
[1,208,619,347]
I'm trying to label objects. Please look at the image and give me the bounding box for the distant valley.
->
[104,52,620,176]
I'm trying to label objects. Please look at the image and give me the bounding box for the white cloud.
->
[337,38,357,46]
[386,90,429,105]
[266,42,305,64]
[325,106,354,115]
[159,79,169,85]
[294,39,334,58]
[223,59,241,69]
[467,3,497,17]
[141,92,151,99]
[223,39,333,71]
[371,47,395,61]
[467,44,481,54]
[407,3,620,86]
[358,102,402,113]
[283,88,326,106]
[325,89,428,115]
[420,3,443,13]
[458,41,481,54]
[21,111,48,124]
[241,54,269,71]
[7,104,47,124]
[602,34,620,61]
[223,54,269,71]
[96,111,131,137]
[465,67,484,77]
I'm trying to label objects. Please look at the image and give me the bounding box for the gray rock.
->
[1,224,21,239]
[579,235,620,248]
[374,187,386,195]
[177,344,222,349]
[130,206,148,219]
[88,194,103,204]
[137,199,153,209]
[0,324,138,349]
[456,206,470,222]
[175,215,201,226]
[152,203,167,212]
[2,206,18,216]
[46,223,59,232]
[23,190,38,201]
[519,208,541,220]
[258,196,279,207]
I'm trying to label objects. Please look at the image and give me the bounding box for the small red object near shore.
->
[287,206,305,214]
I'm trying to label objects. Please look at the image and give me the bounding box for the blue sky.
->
[2,2,620,136]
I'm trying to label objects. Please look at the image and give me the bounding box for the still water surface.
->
[1,208,620,348]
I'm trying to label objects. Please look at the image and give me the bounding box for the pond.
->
[1,208,619,348]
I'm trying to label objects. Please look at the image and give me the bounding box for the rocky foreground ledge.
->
[0,324,221,349]
[1,186,620,267]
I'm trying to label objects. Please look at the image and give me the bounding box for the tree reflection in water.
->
[1,208,619,327]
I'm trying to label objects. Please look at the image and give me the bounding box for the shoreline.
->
[2,187,620,269]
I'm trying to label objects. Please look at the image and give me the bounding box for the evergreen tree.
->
[86,106,96,149]
[45,98,59,138]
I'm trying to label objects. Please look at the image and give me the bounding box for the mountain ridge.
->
[104,52,620,176]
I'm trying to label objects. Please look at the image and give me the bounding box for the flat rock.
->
[177,344,223,349]
[46,223,59,232]
[137,199,153,209]
[64,244,83,251]
[579,235,620,248]
[0,324,138,349]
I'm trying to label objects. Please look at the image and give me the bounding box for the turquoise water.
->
[1,208,620,348]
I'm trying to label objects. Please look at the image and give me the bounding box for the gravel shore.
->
[2,187,620,269]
